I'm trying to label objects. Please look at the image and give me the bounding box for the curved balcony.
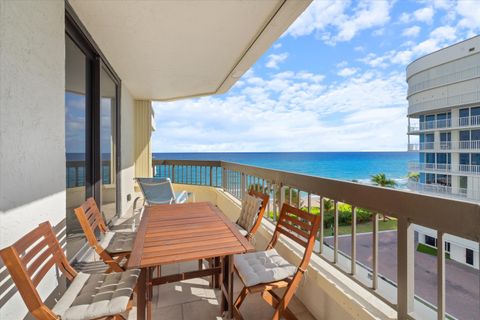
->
[408,140,480,152]
[407,115,480,134]
[408,161,480,175]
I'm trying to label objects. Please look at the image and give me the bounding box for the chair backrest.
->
[0,221,77,319]
[245,188,269,237]
[267,203,321,271]
[74,197,108,248]
[135,177,176,204]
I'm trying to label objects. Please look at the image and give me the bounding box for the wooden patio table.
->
[127,202,254,320]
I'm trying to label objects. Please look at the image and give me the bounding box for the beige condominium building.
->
[407,35,480,269]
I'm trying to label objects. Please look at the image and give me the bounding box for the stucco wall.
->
[0,1,66,319]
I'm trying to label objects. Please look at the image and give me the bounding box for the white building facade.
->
[406,36,480,269]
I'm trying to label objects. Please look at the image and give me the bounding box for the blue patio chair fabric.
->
[135,177,188,205]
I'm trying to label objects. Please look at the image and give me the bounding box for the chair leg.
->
[270,274,302,320]
[263,290,297,320]
[234,286,248,310]
[198,259,203,270]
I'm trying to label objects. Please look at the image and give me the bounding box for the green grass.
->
[323,219,398,237]
[416,243,451,259]
[266,209,398,236]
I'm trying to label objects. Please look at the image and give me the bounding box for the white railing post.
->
[351,206,356,275]
[437,231,445,320]
[318,196,324,254]
[334,201,339,264]
[397,217,414,318]
[372,212,379,290]
[241,172,246,199]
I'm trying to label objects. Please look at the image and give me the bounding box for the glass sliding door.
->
[65,9,122,260]
[100,67,118,222]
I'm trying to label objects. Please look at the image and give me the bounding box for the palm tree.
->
[371,173,397,188]
[408,172,419,182]
[371,173,396,221]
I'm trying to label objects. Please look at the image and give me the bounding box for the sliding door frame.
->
[66,2,122,218]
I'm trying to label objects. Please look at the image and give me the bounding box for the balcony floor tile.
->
[126,261,315,320]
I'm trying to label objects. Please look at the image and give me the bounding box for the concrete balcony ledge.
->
[172,184,398,320]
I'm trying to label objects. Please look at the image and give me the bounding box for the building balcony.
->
[408,140,480,152]
[407,115,480,134]
[408,161,480,176]
[407,180,471,200]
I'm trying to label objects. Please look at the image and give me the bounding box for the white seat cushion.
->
[99,231,136,254]
[234,249,297,287]
[52,269,140,320]
[237,194,263,232]
[234,223,248,237]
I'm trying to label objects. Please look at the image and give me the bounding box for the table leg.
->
[214,257,220,289]
[146,267,153,320]
[221,255,234,319]
[228,255,234,319]
[137,268,146,320]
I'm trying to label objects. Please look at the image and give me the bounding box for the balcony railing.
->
[66,160,112,188]
[408,115,480,133]
[408,140,480,151]
[152,159,480,319]
[407,181,471,200]
[408,161,480,176]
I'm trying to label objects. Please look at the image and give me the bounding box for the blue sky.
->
[152,0,480,152]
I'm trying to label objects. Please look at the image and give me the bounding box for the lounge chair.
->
[135,177,189,205]
[0,221,139,320]
[233,203,321,320]
[74,197,135,272]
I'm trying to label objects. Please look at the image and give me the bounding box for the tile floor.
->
[126,261,315,320]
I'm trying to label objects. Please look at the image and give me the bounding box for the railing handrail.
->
[153,159,480,242]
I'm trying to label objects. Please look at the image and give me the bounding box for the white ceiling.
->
[69,0,311,101]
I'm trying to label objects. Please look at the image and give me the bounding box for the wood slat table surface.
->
[127,202,254,269]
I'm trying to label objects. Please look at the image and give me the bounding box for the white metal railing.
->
[408,140,480,151]
[407,181,470,199]
[408,115,480,133]
[458,115,480,127]
[153,159,480,320]
[408,161,480,175]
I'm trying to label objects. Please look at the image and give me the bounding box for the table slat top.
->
[127,202,254,269]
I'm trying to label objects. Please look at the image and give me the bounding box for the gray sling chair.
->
[135,177,189,206]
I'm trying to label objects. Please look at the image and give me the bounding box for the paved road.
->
[324,231,479,320]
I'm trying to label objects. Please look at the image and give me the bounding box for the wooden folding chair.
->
[233,203,321,320]
[74,197,135,272]
[239,188,269,241]
[0,221,139,320]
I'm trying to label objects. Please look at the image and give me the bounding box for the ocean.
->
[153,152,416,188]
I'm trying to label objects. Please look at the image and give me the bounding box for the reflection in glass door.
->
[100,67,117,222]
[65,34,89,236]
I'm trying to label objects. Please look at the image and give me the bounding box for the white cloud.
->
[273,43,282,49]
[336,60,348,68]
[265,53,289,69]
[402,25,421,37]
[456,0,480,30]
[152,69,407,152]
[332,1,391,43]
[338,67,358,77]
[286,0,392,44]
[413,7,434,24]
